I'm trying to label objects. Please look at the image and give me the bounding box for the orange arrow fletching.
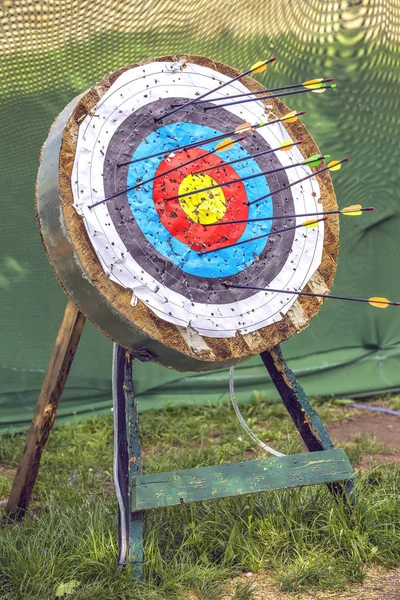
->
[328,160,342,171]
[341,204,363,216]
[251,60,268,73]
[369,297,390,308]
[216,139,235,152]
[235,122,253,133]
[279,141,295,151]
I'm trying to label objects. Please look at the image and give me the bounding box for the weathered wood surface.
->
[261,346,334,452]
[261,345,355,497]
[113,344,130,565]
[123,352,144,576]
[131,449,355,511]
[6,298,85,518]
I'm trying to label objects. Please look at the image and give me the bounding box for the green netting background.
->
[1,0,400,432]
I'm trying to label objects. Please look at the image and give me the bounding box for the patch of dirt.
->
[326,410,400,465]
[359,453,400,468]
[327,411,400,449]
[219,567,400,599]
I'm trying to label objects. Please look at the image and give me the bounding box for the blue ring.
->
[127,122,273,278]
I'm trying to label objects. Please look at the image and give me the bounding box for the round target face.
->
[71,59,325,339]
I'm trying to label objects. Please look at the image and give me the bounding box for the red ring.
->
[153,148,248,251]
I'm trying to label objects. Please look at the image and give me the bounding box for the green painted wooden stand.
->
[113,345,355,578]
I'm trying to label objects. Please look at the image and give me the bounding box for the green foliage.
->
[232,580,258,599]
[1,400,400,599]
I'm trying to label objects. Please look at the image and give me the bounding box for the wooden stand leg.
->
[113,344,130,567]
[124,352,144,578]
[261,345,354,496]
[114,346,144,578]
[6,298,86,519]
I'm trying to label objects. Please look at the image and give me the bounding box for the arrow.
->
[197,217,326,254]
[154,57,277,122]
[204,84,336,111]
[203,205,374,227]
[90,137,246,209]
[164,154,329,203]
[223,284,399,308]
[116,111,305,169]
[191,140,303,176]
[178,77,334,106]
[90,112,306,209]
[247,157,349,206]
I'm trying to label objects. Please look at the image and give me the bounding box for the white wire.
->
[229,366,285,457]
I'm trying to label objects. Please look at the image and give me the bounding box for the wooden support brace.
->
[131,449,354,512]
[6,298,85,518]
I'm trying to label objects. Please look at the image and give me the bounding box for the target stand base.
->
[114,345,355,579]
[131,449,353,509]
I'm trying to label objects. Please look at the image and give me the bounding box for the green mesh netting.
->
[1,0,400,431]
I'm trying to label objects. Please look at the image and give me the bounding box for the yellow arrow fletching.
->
[303,78,324,87]
[280,111,298,123]
[302,219,320,229]
[341,204,362,216]
[216,139,235,152]
[235,122,253,133]
[369,297,390,308]
[279,141,294,151]
[303,79,332,93]
[328,160,342,171]
[251,61,267,73]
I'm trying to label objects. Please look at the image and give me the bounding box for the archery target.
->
[71,60,325,338]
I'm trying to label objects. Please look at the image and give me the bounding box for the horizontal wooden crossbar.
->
[131,449,355,512]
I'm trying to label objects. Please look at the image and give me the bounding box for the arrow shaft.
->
[155,57,276,121]
[114,137,245,195]
[117,113,290,169]
[178,78,333,106]
[192,140,302,176]
[225,285,398,306]
[118,130,239,168]
[204,86,317,111]
[164,156,316,203]
[204,206,372,227]
[205,210,335,227]
[119,110,305,168]
[91,112,306,209]
[198,218,324,254]
[247,158,348,207]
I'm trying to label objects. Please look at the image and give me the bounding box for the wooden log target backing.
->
[36,54,339,372]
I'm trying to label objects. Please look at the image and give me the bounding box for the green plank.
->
[131,449,355,511]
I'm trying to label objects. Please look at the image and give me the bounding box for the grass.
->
[0,398,399,599]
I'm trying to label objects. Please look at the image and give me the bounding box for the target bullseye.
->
[178,174,226,225]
